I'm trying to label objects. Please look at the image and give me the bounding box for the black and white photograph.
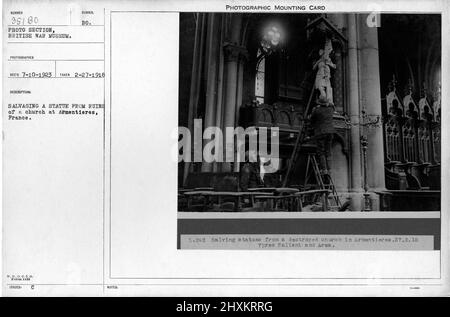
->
[177,12,441,213]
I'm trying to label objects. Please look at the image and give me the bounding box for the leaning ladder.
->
[281,84,315,188]
[303,153,342,210]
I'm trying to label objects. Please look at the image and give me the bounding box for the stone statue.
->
[313,39,336,105]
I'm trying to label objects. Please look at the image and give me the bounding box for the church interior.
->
[177,13,441,212]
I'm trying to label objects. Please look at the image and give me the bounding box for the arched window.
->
[255,48,265,104]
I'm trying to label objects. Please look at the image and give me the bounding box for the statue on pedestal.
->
[313,39,336,106]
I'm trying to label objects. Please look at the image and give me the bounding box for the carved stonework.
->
[433,83,441,122]
[381,75,441,191]
[223,43,248,63]
[386,75,404,117]
[403,82,419,120]
[332,114,350,157]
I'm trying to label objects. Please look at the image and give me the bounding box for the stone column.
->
[201,14,219,172]
[347,14,364,210]
[183,13,206,185]
[233,52,246,173]
[221,15,243,172]
[213,15,226,173]
[358,14,386,207]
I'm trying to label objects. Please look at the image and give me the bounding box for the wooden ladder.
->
[303,153,342,210]
[281,84,342,211]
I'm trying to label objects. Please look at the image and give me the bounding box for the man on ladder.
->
[310,102,335,182]
[310,44,336,180]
